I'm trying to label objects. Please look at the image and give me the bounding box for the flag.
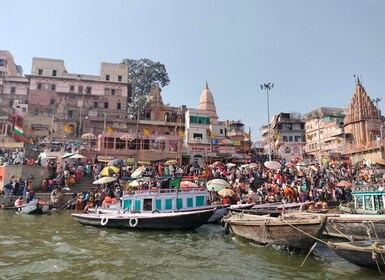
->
[107,127,113,135]
[143,128,151,136]
[210,131,216,139]
[336,138,342,144]
[64,124,73,134]
[244,132,250,139]
[275,134,281,140]
[307,134,313,141]
[178,130,184,138]
[13,125,23,136]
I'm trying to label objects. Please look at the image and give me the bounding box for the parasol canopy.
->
[100,166,120,177]
[180,181,199,189]
[155,136,167,143]
[62,152,75,159]
[335,180,352,187]
[93,176,116,184]
[226,163,236,167]
[131,165,145,178]
[107,159,124,166]
[120,134,135,141]
[69,153,85,159]
[264,160,282,170]
[81,133,96,140]
[249,163,258,168]
[164,159,178,166]
[218,188,236,197]
[206,178,229,192]
[127,179,140,187]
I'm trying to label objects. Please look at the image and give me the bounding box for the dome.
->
[198,82,217,113]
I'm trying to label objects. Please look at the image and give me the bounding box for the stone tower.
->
[344,78,381,147]
[198,82,218,124]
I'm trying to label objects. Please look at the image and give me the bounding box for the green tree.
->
[121,58,170,118]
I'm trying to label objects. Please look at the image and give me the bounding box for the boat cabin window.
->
[143,199,152,211]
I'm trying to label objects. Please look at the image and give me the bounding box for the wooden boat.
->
[339,185,385,214]
[250,201,313,211]
[327,239,385,271]
[15,200,50,214]
[91,186,227,223]
[325,214,385,240]
[222,212,327,249]
[71,208,215,230]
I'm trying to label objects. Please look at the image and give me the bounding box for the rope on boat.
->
[371,242,385,275]
[327,223,353,241]
[300,242,318,267]
[281,217,327,245]
[366,220,379,240]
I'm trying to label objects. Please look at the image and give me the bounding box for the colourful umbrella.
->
[93,176,116,184]
[206,179,229,192]
[100,166,120,177]
[264,160,282,170]
[218,188,236,197]
[180,181,199,189]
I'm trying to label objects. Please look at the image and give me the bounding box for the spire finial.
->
[205,81,208,89]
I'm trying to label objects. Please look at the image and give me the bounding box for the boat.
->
[71,208,216,230]
[327,239,385,271]
[338,185,385,214]
[92,184,228,223]
[324,214,385,240]
[15,199,50,214]
[250,201,313,211]
[222,212,327,249]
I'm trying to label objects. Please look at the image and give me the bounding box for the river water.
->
[0,210,381,280]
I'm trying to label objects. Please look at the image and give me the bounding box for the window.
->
[0,59,5,67]
[48,109,54,117]
[38,69,43,75]
[106,75,110,81]
[93,101,98,108]
[104,102,109,109]
[287,124,292,130]
[220,129,223,134]
[193,133,203,139]
[78,86,83,93]
[118,75,122,82]
[37,83,42,90]
[117,102,121,110]
[0,71,4,78]
[117,89,122,96]
[51,84,56,91]
[295,136,301,142]
[283,136,288,142]
[52,70,57,76]
[111,89,115,95]
[34,108,39,116]
[68,110,73,118]
[10,87,16,94]
[288,136,293,142]
[70,85,75,92]
[86,86,92,94]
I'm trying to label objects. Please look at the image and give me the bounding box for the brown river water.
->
[0,210,381,280]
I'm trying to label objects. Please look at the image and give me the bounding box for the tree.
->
[121,58,170,118]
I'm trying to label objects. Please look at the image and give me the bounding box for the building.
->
[303,107,346,161]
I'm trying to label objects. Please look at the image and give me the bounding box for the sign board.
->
[31,124,49,130]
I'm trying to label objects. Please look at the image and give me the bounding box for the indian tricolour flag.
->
[13,125,24,136]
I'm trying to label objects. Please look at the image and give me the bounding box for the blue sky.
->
[2,0,385,141]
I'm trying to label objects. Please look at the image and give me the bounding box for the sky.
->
[2,0,385,141]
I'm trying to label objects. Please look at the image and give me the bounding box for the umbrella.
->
[335,180,352,187]
[211,161,224,167]
[131,165,145,178]
[62,152,75,159]
[100,166,120,177]
[137,161,151,165]
[107,159,124,166]
[264,160,282,170]
[218,188,236,197]
[180,181,199,189]
[249,163,258,169]
[69,153,85,159]
[81,133,96,140]
[93,176,116,184]
[128,180,140,187]
[206,178,229,192]
[155,136,167,143]
[164,159,178,166]
[226,163,236,167]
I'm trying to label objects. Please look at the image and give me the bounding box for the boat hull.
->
[325,215,385,240]
[224,214,326,249]
[327,240,385,270]
[72,208,215,230]
[15,202,50,214]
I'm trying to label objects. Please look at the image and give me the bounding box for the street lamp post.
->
[49,97,55,142]
[260,83,274,161]
[372,98,383,144]
[316,113,322,166]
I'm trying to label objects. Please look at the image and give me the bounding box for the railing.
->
[351,184,385,193]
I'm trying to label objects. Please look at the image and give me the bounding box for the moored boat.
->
[327,239,385,271]
[15,199,50,214]
[324,214,385,240]
[71,208,215,230]
[222,212,327,249]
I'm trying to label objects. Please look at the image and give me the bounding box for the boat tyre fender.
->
[224,222,230,235]
[100,217,109,226]
[129,217,139,227]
